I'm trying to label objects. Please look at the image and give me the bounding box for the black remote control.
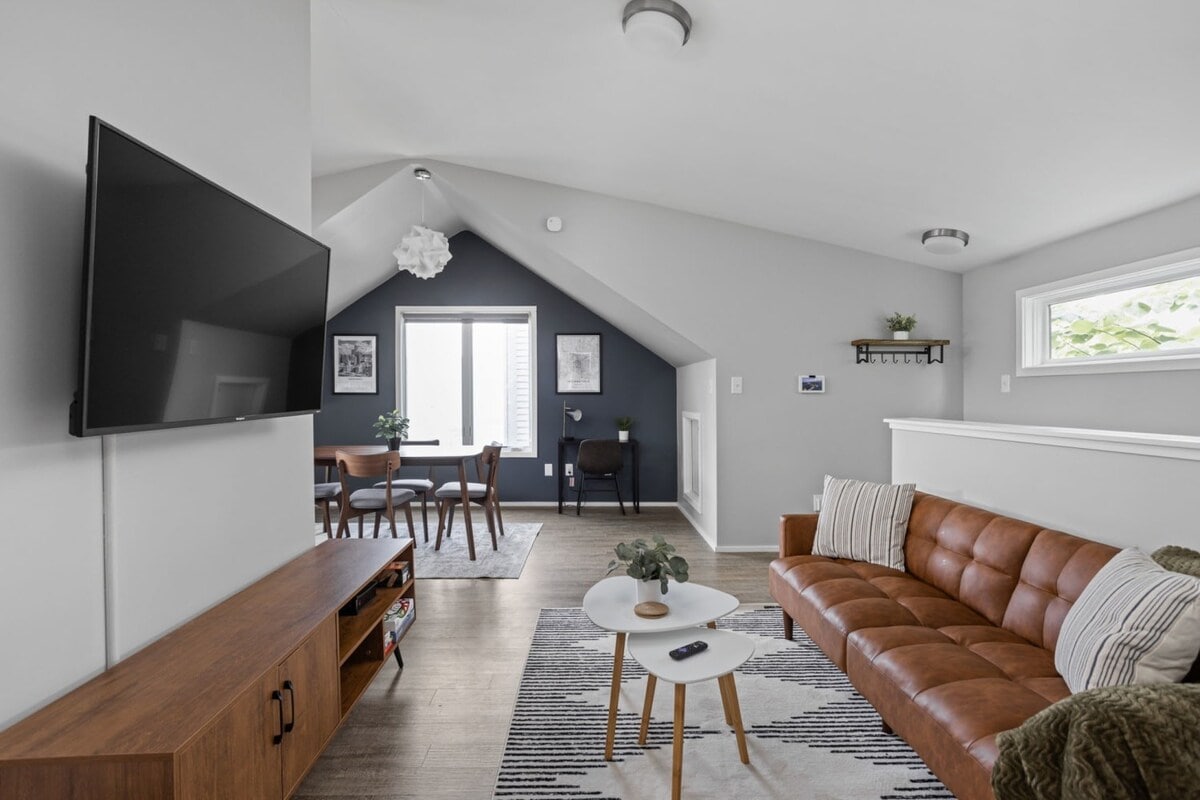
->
[668,641,708,660]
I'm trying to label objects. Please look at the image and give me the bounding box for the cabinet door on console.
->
[177,671,284,800]
[280,616,341,796]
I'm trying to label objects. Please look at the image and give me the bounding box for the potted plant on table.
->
[608,535,689,604]
[885,312,918,340]
[615,416,633,443]
[372,409,410,450]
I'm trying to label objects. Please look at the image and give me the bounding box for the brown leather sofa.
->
[768,492,1118,800]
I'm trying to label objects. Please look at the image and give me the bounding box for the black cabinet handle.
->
[283,680,296,733]
[271,690,284,745]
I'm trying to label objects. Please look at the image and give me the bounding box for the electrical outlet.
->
[568,476,575,488]
[564,463,574,477]
[731,376,743,394]
[544,463,553,477]
[813,494,823,513]
[1000,374,1011,393]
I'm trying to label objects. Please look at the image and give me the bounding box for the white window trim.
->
[1016,245,1200,377]
[394,306,538,458]
[681,411,701,508]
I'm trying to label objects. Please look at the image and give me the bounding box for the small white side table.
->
[583,577,739,760]
[628,627,755,800]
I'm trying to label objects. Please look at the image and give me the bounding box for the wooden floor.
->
[295,506,776,800]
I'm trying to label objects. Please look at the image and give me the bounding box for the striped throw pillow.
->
[1056,548,1200,693]
[811,475,915,571]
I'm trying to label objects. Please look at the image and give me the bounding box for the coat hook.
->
[904,354,911,364]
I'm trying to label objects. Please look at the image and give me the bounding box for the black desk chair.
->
[575,438,625,516]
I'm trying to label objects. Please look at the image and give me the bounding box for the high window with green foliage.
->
[1018,249,1200,376]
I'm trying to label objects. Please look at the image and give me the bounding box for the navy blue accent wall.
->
[315,231,677,502]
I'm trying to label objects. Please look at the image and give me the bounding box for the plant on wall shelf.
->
[885,312,918,340]
[615,416,633,441]
[372,410,410,450]
[607,535,689,595]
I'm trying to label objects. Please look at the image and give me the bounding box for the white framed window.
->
[681,412,701,507]
[395,306,537,457]
[1016,246,1200,376]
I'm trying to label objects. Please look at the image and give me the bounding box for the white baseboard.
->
[714,544,779,553]
[676,502,716,552]
[500,501,679,508]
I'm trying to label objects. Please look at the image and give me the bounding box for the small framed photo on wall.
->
[333,334,378,394]
[556,333,602,394]
[799,374,825,394]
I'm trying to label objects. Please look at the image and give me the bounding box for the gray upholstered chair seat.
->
[314,482,341,501]
[435,481,487,498]
[374,478,435,492]
[348,487,417,510]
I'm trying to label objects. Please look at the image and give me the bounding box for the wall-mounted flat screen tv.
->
[70,117,330,436]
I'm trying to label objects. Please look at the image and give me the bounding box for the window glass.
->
[1050,275,1200,360]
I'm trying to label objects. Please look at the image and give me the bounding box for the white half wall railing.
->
[887,418,1200,552]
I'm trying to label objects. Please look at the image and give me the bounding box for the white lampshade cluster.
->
[393,224,452,279]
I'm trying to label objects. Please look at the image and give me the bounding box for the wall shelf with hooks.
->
[851,339,949,365]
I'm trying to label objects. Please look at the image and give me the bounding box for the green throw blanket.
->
[992,683,1200,799]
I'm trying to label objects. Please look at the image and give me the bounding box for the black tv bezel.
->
[69,116,331,437]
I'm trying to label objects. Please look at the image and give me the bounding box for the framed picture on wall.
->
[556,333,602,394]
[332,334,378,394]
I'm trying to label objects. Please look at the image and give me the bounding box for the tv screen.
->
[71,117,330,436]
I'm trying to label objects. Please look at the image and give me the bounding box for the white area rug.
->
[315,521,542,579]
[494,606,952,800]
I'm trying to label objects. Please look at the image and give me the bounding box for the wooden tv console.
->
[0,538,415,799]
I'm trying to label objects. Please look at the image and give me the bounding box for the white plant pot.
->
[892,331,910,340]
[618,430,630,442]
[636,580,662,604]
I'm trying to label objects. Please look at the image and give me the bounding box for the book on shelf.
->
[382,597,415,650]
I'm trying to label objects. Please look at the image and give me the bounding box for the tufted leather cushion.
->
[771,492,1122,800]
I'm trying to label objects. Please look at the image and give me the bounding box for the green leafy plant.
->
[615,416,634,432]
[1050,277,1200,360]
[607,535,689,594]
[372,409,410,442]
[885,312,918,332]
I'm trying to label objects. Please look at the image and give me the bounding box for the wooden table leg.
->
[605,632,626,761]
[458,459,476,561]
[707,621,733,725]
[721,673,750,765]
[672,683,686,800]
[638,674,656,745]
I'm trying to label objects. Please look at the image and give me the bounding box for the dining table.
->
[314,444,490,560]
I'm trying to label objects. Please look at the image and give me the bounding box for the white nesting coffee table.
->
[582,576,739,760]
[628,627,755,800]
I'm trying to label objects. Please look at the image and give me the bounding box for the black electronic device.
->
[668,640,709,660]
[70,117,331,437]
[339,581,378,617]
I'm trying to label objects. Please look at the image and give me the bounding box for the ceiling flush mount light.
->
[622,0,692,55]
[394,167,452,279]
[921,228,970,255]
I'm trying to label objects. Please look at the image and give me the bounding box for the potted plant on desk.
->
[616,416,633,443]
[373,409,410,450]
[608,535,689,605]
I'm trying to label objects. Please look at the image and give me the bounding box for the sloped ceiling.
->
[312,0,1200,273]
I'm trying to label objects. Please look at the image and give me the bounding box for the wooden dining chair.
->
[335,450,417,539]
[374,438,440,541]
[434,444,504,552]
[575,438,625,515]
[314,481,341,538]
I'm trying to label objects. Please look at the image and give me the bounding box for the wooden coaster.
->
[634,601,669,618]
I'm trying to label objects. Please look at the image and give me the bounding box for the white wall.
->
[891,420,1200,550]
[409,163,964,549]
[963,193,1200,435]
[0,1,314,727]
[676,360,718,547]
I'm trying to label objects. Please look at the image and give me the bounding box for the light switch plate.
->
[564,463,574,477]
[813,494,823,513]
[544,463,553,477]
[731,376,743,394]
[1000,374,1011,393]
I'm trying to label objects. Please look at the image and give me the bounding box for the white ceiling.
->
[312,0,1200,272]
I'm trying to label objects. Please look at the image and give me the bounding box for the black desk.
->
[557,437,640,514]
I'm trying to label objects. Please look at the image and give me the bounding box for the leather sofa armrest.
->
[780,514,819,557]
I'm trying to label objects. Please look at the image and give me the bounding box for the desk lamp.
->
[562,401,583,439]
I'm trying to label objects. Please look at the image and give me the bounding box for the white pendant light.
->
[622,0,692,55]
[394,168,452,279]
[921,228,970,255]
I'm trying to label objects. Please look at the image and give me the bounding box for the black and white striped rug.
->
[494,606,953,800]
